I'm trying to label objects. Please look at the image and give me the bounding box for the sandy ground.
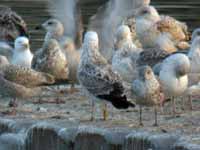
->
[0,86,199,144]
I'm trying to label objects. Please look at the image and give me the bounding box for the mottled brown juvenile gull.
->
[112,25,141,83]
[132,66,162,126]
[33,39,69,81]
[0,56,55,112]
[78,31,135,121]
[0,5,29,43]
[11,36,33,68]
[159,53,190,116]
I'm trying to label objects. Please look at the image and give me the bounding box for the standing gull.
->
[78,31,135,121]
[132,66,162,126]
[112,25,141,84]
[159,53,190,116]
[11,36,33,68]
[33,39,69,81]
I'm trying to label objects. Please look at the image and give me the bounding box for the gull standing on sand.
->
[33,39,69,81]
[159,54,190,116]
[112,25,141,84]
[78,31,135,121]
[34,19,80,87]
[132,65,162,126]
[11,37,33,68]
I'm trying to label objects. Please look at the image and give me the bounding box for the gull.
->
[61,37,80,92]
[0,5,29,43]
[78,31,135,121]
[0,5,29,61]
[135,6,190,53]
[11,36,33,68]
[159,53,190,116]
[0,56,55,112]
[112,25,141,84]
[188,33,200,74]
[33,39,69,81]
[34,19,80,87]
[132,65,162,126]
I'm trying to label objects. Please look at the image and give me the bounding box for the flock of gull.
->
[0,1,199,126]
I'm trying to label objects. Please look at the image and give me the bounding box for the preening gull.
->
[33,39,69,81]
[78,31,135,121]
[132,65,162,126]
[159,53,190,116]
[135,6,190,53]
[112,25,141,84]
[11,37,33,68]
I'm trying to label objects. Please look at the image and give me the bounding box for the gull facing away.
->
[132,65,162,126]
[159,53,190,116]
[11,36,33,68]
[33,39,69,82]
[78,31,135,121]
[112,25,142,84]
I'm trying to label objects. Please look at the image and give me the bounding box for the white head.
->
[116,25,132,41]
[40,19,64,38]
[191,28,200,41]
[83,31,99,50]
[14,36,30,51]
[136,6,160,22]
[163,54,190,78]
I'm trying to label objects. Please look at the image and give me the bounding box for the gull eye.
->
[48,22,53,25]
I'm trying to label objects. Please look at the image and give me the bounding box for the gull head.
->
[37,19,64,37]
[14,36,29,51]
[191,28,200,41]
[83,31,99,49]
[138,65,155,81]
[116,25,132,42]
[164,54,190,77]
[42,39,60,54]
[136,6,160,22]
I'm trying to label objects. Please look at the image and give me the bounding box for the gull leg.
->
[188,96,193,111]
[90,100,95,121]
[153,105,158,127]
[69,84,79,94]
[172,97,176,117]
[8,98,17,115]
[102,103,108,121]
[139,105,143,126]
